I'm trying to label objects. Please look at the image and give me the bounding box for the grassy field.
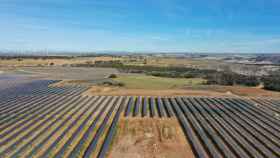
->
[114,75,206,89]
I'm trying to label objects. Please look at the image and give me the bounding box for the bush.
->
[99,80,125,87]
[182,73,195,78]
[262,75,280,91]
[117,82,125,87]
[101,81,113,86]
[108,74,117,78]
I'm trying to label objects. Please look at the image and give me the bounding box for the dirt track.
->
[82,85,280,99]
[82,86,234,97]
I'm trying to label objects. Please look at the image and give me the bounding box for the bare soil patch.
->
[107,118,194,158]
[83,85,280,99]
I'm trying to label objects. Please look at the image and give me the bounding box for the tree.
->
[262,75,280,91]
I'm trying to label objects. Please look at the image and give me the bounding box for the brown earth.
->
[184,85,280,99]
[82,85,280,99]
[49,80,91,87]
[107,118,195,158]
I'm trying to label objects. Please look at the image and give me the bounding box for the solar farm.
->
[0,76,280,158]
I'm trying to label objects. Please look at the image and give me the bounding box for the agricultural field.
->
[0,75,280,158]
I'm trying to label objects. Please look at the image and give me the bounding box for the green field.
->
[114,75,206,89]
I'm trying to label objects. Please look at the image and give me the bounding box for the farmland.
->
[0,75,280,158]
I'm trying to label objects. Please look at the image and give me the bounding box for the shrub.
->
[99,80,124,87]
[108,74,117,78]
[101,81,113,86]
[117,82,125,87]
[262,75,280,91]
[182,73,195,78]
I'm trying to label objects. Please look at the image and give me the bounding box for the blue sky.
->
[1,0,280,53]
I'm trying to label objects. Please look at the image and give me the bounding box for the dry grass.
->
[83,84,280,98]
[184,85,280,98]
[0,56,123,67]
[83,85,233,97]
[0,58,86,66]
